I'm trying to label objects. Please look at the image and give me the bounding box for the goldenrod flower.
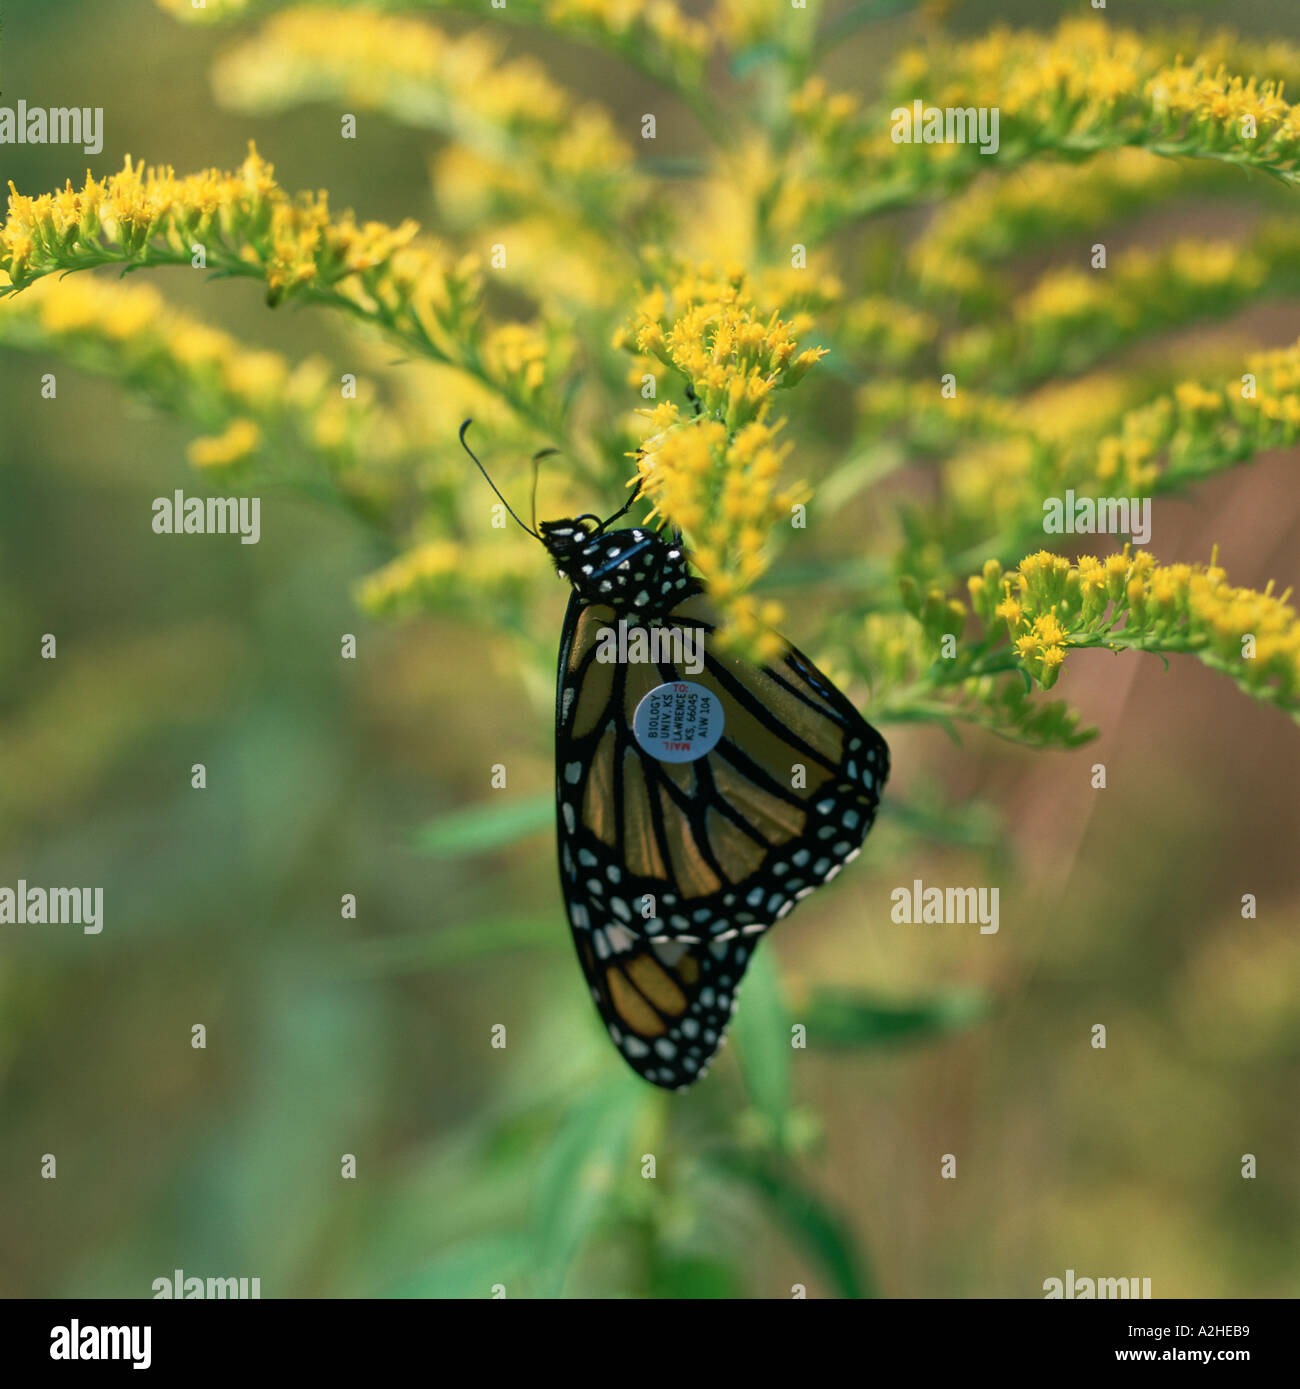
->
[619,268,821,656]
[986,548,1300,708]
[357,534,540,622]
[2,146,574,434]
[627,262,827,430]
[1,145,418,304]
[951,234,1273,392]
[16,0,1300,758]
[214,8,641,222]
[0,273,396,488]
[186,0,709,96]
[189,419,263,470]
[788,17,1300,241]
[909,149,1186,311]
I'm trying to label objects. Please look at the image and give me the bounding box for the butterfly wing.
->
[555,591,888,1089]
[571,931,757,1090]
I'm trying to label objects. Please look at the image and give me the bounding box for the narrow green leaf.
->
[730,947,792,1145]
[411,792,552,857]
[816,442,908,511]
[879,792,1002,849]
[532,1075,648,1297]
[710,1154,875,1299]
[390,1233,528,1299]
[649,1255,744,1299]
[730,42,787,78]
[803,987,990,1048]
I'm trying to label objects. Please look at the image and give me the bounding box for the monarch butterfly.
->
[461,422,889,1090]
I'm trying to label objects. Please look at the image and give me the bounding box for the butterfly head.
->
[541,518,695,619]
[538,515,599,559]
[456,421,698,619]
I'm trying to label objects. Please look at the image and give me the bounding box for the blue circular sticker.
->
[633,681,725,763]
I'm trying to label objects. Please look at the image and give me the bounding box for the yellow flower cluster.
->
[852,604,1090,748]
[908,149,1187,309]
[905,18,1150,117]
[189,419,264,471]
[0,272,390,476]
[214,8,639,217]
[623,263,827,430]
[632,404,800,661]
[1092,335,1300,495]
[950,235,1272,389]
[973,550,1300,709]
[843,296,938,369]
[357,536,538,619]
[788,17,1300,241]
[866,326,1300,565]
[858,380,1019,462]
[1,146,573,430]
[1150,60,1294,147]
[482,322,558,403]
[876,333,1300,590]
[163,0,712,83]
[615,267,825,655]
[1,144,419,303]
[547,0,711,66]
[710,0,777,48]
[986,552,1081,689]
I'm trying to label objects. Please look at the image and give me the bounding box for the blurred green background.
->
[2,0,1299,1298]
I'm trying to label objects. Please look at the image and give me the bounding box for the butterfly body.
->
[545,515,889,1090]
[540,518,697,623]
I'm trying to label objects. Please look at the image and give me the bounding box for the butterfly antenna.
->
[530,446,559,535]
[459,420,541,539]
[595,478,645,533]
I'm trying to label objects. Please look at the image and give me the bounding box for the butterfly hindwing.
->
[555,587,888,1089]
[574,931,758,1089]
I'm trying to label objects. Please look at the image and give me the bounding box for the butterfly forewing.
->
[555,588,888,1089]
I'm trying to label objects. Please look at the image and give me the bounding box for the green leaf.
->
[532,1075,648,1296]
[802,987,990,1048]
[816,442,908,511]
[390,1233,529,1298]
[649,1255,744,1299]
[730,947,792,1146]
[411,792,552,857]
[730,42,787,79]
[880,791,1002,849]
[709,1154,875,1299]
